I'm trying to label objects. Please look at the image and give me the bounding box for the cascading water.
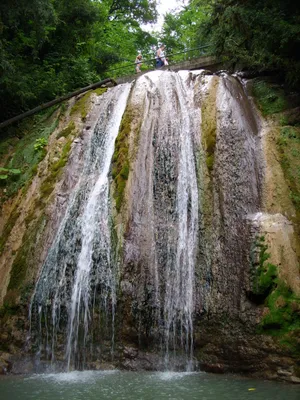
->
[29,69,262,372]
[120,71,201,370]
[161,72,199,368]
[30,83,131,370]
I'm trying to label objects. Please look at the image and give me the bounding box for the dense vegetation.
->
[161,0,300,86]
[0,0,157,123]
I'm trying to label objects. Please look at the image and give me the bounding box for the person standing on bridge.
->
[135,53,143,73]
[156,44,168,68]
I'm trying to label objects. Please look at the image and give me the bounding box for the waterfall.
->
[121,71,201,369]
[29,69,262,372]
[30,83,131,370]
[162,72,198,368]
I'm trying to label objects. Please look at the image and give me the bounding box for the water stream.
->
[29,69,263,372]
[30,83,131,369]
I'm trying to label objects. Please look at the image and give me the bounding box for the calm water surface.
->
[0,370,299,400]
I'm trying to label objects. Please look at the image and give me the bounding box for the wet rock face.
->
[0,70,299,380]
[206,75,263,317]
[119,71,264,351]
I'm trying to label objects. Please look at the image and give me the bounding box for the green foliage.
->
[0,0,158,122]
[6,123,75,292]
[34,137,47,152]
[107,0,157,24]
[0,167,21,180]
[258,282,300,338]
[0,106,60,200]
[252,80,288,116]
[159,1,212,62]
[200,0,300,88]
[250,237,300,353]
[252,236,277,299]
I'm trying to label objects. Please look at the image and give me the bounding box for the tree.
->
[200,0,300,87]
[0,0,158,123]
[106,0,158,24]
[159,0,211,62]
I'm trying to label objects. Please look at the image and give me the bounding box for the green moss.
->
[276,125,300,229]
[206,154,214,171]
[56,121,76,139]
[252,80,288,116]
[31,165,38,175]
[92,87,107,96]
[8,245,30,291]
[259,282,300,335]
[280,115,289,126]
[40,138,73,200]
[8,214,47,292]
[40,181,55,197]
[24,211,36,226]
[251,238,300,354]
[0,208,20,254]
[112,106,133,212]
[251,236,277,298]
[120,162,129,180]
[258,283,300,357]
[201,77,218,173]
[70,91,92,120]
[115,179,127,211]
[70,88,106,121]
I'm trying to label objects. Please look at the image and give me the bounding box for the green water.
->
[0,371,299,400]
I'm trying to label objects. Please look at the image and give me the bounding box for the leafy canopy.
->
[0,0,158,123]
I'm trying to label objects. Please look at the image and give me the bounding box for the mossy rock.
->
[8,214,48,293]
[250,236,300,349]
[40,137,73,200]
[70,88,107,121]
[201,76,218,173]
[275,124,300,232]
[56,121,76,139]
[0,209,20,255]
[112,105,135,212]
[258,281,300,340]
[206,154,214,171]
[252,80,288,116]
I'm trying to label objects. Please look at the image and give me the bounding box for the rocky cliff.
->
[0,70,299,382]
